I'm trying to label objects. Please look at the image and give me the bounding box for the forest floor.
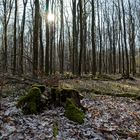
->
[0,75,140,140]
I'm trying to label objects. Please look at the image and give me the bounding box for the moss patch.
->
[32,84,46,93]
[17,87,42,114]
[65,98,85,124]
[53,121,59,138]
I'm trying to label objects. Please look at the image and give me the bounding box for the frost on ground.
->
[0,95,140,140]
[0,96,104,140]
[0,79,140,140]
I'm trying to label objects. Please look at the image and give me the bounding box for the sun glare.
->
[47,13,55,22]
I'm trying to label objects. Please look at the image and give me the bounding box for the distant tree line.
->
[0,0,139,77]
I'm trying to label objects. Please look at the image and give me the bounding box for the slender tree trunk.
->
[39,15,44,73]
[118,0,124,75]
[50,23,54,75]
[2,0,13,72]
[19,0,28,74]
[121,0,129,78]
[118,32,121,73]
[72,0,77,74]
[83,0,87,74]
[97,1,102,75]
[112,15,116,74]
[128,0,136,75]
[78,0,83,76]
[45,0,50,75]
[33,0,39,76]
[13,0,17,75]
[91,0,96,75]
[59,0,64,74]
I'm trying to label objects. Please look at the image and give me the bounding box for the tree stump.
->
[17,85,47,114]
[49,86,85,111]
[17,84,85,115]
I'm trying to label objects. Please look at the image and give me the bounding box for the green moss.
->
[65,98,85,124]
[53,121,58,138]
[17,95,27,108]
[17,87,42,114]
[32,84,46,93]
[53,127,58,138]
[29,102,37,114]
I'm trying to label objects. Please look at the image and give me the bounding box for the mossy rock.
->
[17,87,43,114]
[32,84,46,93]
[65,98,85,124]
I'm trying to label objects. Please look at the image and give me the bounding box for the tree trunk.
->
[97,1,102,75]
[33,0,40,76]
[78,0,83,76]
[13,0,17,75]
[45,0,50,75]
[91,0,96,76]
[72,0,77,74]
[121,0,129,78]
[39,15,44,73]
[19,0,28,75]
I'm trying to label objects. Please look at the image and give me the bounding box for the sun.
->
[47,13,55,22]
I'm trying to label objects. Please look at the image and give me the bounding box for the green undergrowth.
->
[65,98,85,124]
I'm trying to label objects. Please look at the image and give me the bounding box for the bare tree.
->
[19,0,28,74]
[39,15,44,73]
[2,0,13,72]
[121,0,129,78]
[45,0,50,75]
[128,0,136,75]
[78,0,83,75]
[59,0,64,74]
[91,0,96,75]
[33,0,40,76]
[97,0,102,74]
[72,0,77,74]
[13,0,17,74]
